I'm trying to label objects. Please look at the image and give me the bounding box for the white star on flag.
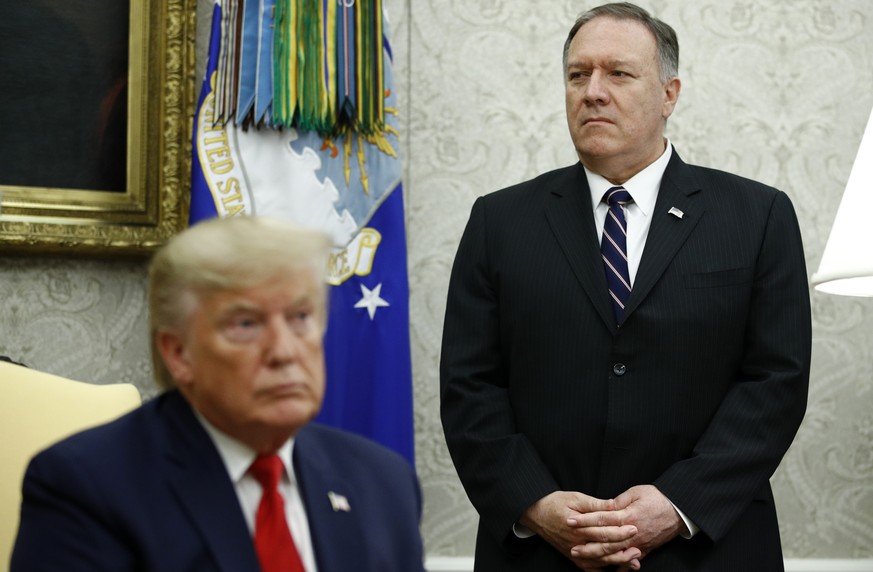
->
[354,283,390,320]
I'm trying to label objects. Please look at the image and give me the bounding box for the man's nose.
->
[584,72,610,105]
[266,317,300,363]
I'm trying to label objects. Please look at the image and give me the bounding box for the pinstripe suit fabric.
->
[440,150,811,571]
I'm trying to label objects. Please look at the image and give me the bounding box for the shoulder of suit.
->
[28,392,161,471]
[297,423,412,469]
[673,160,800,217]
[684,162,780,197]
[480,163,581,205]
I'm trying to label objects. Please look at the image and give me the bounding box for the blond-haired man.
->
[13,217,425,572]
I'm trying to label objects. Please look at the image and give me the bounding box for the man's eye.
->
[233,317,260,330]
[287,308,317,334]
[291,310,311,324]
[222,316,263,342]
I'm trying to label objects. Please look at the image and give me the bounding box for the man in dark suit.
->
[12,216,425,572]
[440,3,811,571]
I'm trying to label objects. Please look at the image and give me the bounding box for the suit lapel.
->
[160,392,260,572]
[544,162,617,331]
[623,150,704,319]
[293,426,364,572]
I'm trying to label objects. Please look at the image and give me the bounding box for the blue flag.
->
[318,184,414,462]
[190,1,414,464]
[189,4,223,224]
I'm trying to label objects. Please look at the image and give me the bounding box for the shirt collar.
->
[585,140,673,217]
[193,408,296,485]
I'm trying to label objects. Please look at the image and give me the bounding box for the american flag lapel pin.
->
[668,206,684,219]
[328,491,351,512]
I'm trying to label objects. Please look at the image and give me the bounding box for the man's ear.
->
[662,76,681,119]
[156,330,193,387]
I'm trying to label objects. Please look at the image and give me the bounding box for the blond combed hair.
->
[148,216,332,390]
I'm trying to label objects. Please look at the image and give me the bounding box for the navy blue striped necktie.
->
[601,186,633,323]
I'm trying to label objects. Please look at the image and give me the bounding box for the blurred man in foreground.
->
[12,216,425,572]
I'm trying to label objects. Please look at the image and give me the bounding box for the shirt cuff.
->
[669,501,700,539]
[512,522,536,539]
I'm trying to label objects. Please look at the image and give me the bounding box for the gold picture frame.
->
[0,0,195,256]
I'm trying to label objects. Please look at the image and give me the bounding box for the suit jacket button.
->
[613,363,627,376]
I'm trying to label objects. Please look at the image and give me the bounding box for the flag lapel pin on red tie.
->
[668,206,684,219]
[328,491,351,512]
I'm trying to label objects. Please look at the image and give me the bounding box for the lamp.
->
[811,105,873,297]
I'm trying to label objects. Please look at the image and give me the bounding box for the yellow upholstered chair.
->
[0,361,141,568]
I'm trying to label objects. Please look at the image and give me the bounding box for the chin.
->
[579,137,622,156]
[267,401,320,427]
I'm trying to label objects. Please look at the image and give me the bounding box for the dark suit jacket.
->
[440,150,811,571]
[11,390,425,572]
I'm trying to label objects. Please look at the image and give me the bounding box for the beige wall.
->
[1,0,871,560]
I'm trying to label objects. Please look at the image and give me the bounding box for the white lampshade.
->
[811,105,873,297]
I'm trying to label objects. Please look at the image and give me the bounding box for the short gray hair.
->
[562,2,679,83]
[148,216,332,390]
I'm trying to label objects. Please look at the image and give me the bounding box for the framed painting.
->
[0,0,195,256]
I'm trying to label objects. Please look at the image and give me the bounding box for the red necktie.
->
[248,454,305,572]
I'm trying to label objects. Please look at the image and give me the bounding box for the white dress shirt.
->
[586,141,672,287]
[195,412,319,571]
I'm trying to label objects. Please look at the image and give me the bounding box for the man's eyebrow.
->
[217,300,262,316]
[219,294,315,316]
[567,58,638,69]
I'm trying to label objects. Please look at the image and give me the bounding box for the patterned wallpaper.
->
[1,0,871,560]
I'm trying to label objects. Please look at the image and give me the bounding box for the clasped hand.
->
[519,485,682,571]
